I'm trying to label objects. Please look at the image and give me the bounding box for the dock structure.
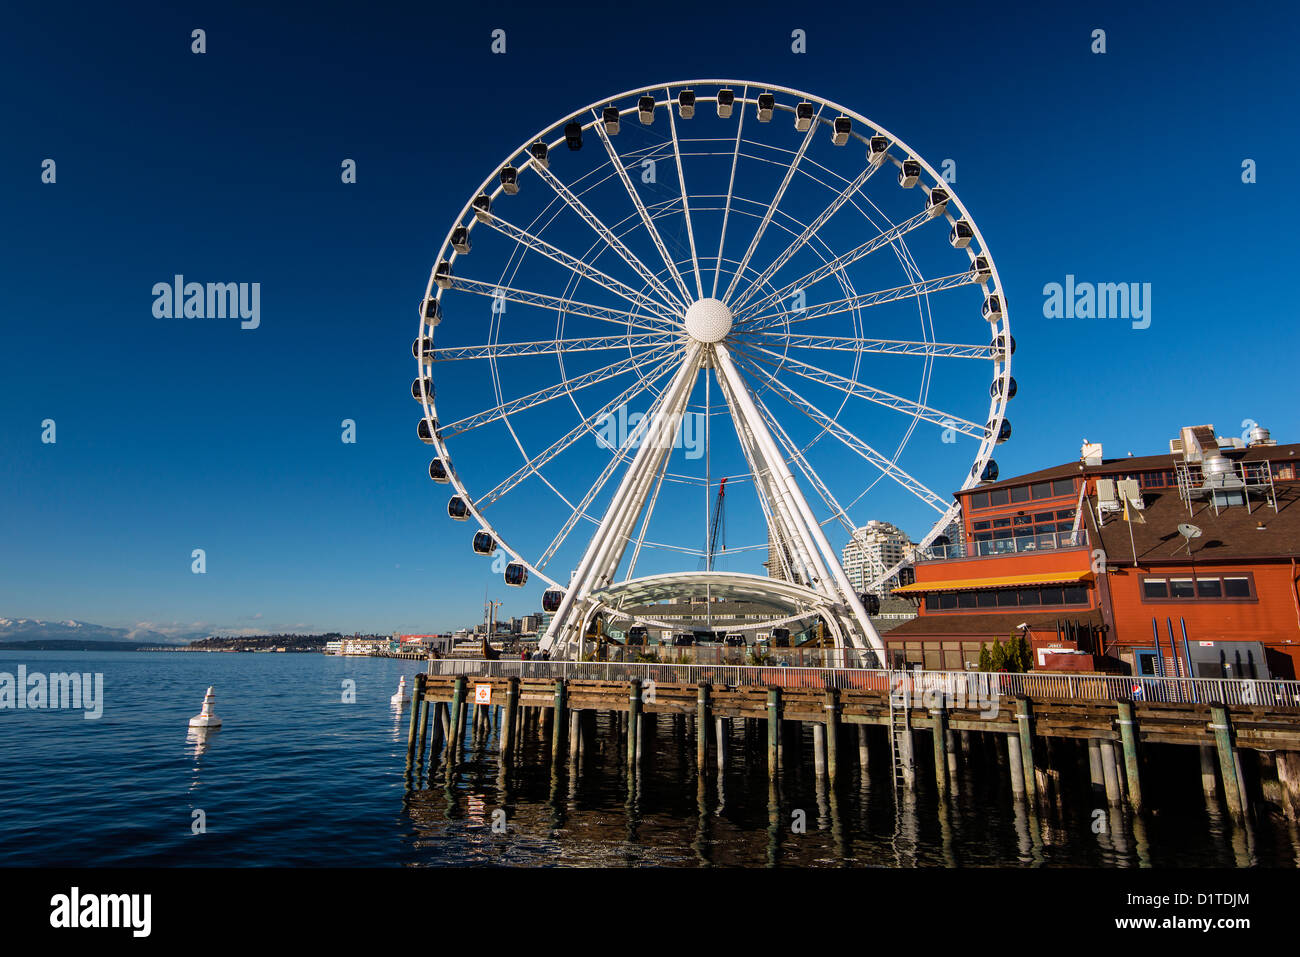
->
[404,660,1300,831]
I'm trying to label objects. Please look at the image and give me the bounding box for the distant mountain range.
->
[0,618,200,647]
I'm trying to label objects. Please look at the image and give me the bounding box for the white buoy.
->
[188,686,222,728]
[391,675,411,706]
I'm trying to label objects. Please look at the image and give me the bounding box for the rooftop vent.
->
[1247,424,1275,447]
[1080,440,1103,466]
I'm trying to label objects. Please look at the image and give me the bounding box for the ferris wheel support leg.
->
[540,346,704,657]
[716,359,829,593]
[712,343,887,663]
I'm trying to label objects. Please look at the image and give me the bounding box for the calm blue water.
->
[1,650,1297,867]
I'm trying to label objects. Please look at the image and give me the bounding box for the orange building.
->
[889,424,1300,678]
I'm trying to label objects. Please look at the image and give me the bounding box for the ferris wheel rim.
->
[416,79,1014,597]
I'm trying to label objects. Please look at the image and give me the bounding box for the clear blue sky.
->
[2,1,1296,637]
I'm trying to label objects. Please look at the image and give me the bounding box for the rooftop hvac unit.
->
[1116,477,1144,509]
[1095,478,1122,514]
[1178,424,1217,463]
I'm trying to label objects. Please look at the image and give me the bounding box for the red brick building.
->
[888,425,1300,678]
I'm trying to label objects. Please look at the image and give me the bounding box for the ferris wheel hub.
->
[683,297,733,343]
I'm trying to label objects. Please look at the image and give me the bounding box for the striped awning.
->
[892,570,1093,594]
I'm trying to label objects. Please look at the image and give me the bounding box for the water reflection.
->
[400,712,1300,868]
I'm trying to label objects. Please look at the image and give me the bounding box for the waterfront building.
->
[889,422,1300,677]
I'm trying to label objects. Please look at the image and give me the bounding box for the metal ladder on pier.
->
[887,671,913,791]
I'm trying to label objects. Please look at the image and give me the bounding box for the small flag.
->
[1124,496,1146,524]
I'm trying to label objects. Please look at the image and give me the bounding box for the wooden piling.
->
[715,716,727,772]
[1099,739,1122,806]
[428,701,446,775]
[696,683,711,773]
[1015,697,1037,804]
[767,687,781,778]
[813,723,827,778]
[627,678,642,771]
[568,709,581,765]
[1276,751,1300,822]
[501,677,519,762]
[824,689,840,786]
[1116,701,1144,814]
[1006,731,1026,801]
[415,680,433,776]
[857,725,870,782]
[1087,739,1105,793]
[931,707,950,795]
[404,673,425,779]
[447,676,466,764]
[551,679,567,763]
[1210,705,1246,821]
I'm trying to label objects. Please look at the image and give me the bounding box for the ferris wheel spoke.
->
[482,213,678,323]
[736,331,993,359]
[662,87,706,300]
[623,437,674,580]
[740,342,985,438]
[733,351,952,515]
[732,208,935,321]
[431,332,680,362]
[441,345,678,436]
[446,276,677,334]
[473,358,678,510]
[720,106,823,306]
[530,158,688,314]
[535,367,684,570]
[729,161,886,314]
[591,116,695,306]
[710,86,747,298]
[737,271,978,333]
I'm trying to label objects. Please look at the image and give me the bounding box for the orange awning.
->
[892,570,1093,594]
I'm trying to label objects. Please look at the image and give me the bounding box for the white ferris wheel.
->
[413,80,1015,661]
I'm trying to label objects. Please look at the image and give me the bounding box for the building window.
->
[989,488,1010,506]
[970,491,990,510]
[1009,485,1031,503]
[924,584,1090,612]
[1029,481,1053,499]
[1223,576,1252,598]
[1052,479,1075,496]
[1139,574,1256,602]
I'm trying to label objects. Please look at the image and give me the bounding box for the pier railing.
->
[424,659,1300,708]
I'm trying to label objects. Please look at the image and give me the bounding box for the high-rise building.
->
[841,520,912,597]
[763,518,794,582]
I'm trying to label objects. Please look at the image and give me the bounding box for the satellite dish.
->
[1177,523,1202,555]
